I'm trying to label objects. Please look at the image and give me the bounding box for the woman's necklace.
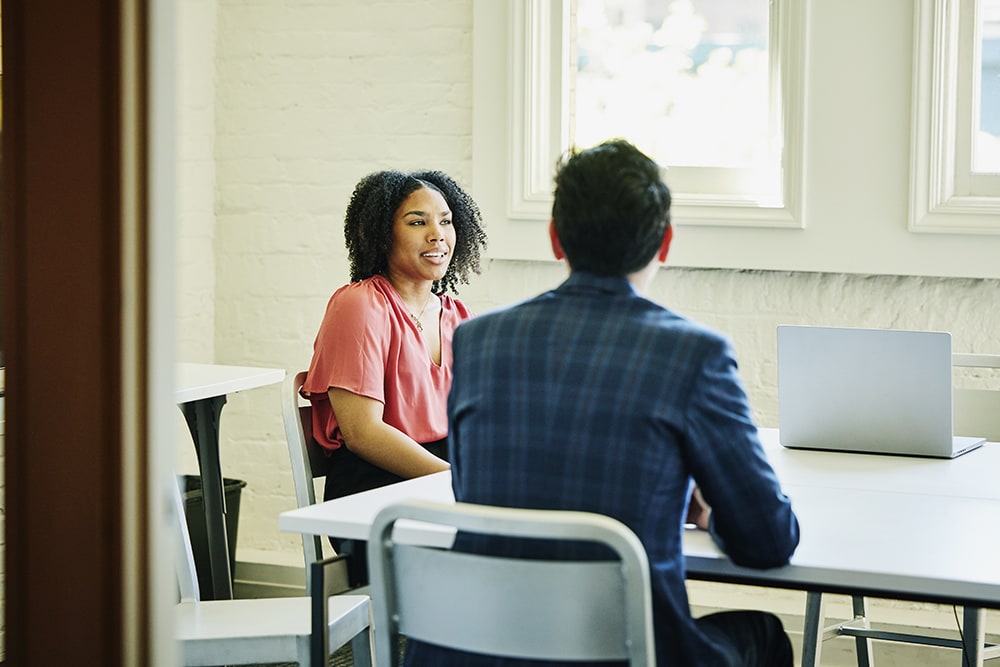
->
[407,292,435,332]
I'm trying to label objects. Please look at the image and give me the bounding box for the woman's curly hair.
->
[343,170,488,295]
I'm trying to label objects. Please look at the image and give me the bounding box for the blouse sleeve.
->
[303,282,391,403]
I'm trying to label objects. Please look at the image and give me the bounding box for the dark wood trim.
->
[2,0,148,663]
[129,0,152,659]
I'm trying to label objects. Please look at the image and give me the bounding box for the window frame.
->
[472,0,807,263]
[908,0,1000,233]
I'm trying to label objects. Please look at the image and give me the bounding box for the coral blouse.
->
[302,275,473,451]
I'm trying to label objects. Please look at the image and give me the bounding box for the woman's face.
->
[386,186,456,283]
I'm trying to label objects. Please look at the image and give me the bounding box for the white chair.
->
[953,354,1000,444]
[368,499,656,667]
[172,477,373,667]
[801,353,1000,667]
[281,370,330,573]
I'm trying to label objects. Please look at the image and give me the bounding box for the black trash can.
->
[178,474,248,599]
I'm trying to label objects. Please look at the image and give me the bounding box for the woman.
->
[302,169,487,584]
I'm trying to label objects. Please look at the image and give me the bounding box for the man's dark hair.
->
[552,139,671,276]
[344,170,487,295]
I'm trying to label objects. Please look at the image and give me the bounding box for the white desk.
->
[176,362,285,600]
[176,362,285,405]
[279,468,456,547]
[279,429,1000,662]
[757,429,1000,501]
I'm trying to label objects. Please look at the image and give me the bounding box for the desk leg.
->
[850,595,875,667]
[801,591,825,667]
[962,607,985,667]
[181,396,233,601]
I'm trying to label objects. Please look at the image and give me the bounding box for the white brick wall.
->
[451,261,1000,424]
[173,0,468,555]
[177,0,218,365]
[177,4,1000,639]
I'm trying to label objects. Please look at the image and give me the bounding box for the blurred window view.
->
[975,0,1000,173]
[573,0,771,170]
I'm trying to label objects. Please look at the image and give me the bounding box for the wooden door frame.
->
[2,0,154,663]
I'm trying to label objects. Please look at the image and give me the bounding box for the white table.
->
[279,428,1000,662]
[754,429,1000,665]
[176,362,285,600]
[279,468,456,547]
[756,429,1000,501]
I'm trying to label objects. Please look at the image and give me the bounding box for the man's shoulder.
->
[631,299,727,341]
[457,293,550,328]
[665,311,726,341]
[457,292,724,339]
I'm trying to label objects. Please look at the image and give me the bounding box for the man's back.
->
[422,271,798,666]
[406,140,798,667]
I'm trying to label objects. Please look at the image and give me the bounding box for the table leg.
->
[850,595,875,667]
[962,607,985,667]
[801,591,825,667]
[181,395,233,600]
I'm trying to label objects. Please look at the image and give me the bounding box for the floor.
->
[250,637,385,667]
[254,635,977,666]
[794,634,967,666]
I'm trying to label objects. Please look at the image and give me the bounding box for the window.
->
[909,0,1000,232]
[573,0,779,201]
[473,1,1000,276]
[972,0,1000,175]
[472,0,806,263]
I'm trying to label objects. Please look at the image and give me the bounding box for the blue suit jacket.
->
[405,271,799,667]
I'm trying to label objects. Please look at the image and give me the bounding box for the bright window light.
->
[573,0,771,169]
[974,0,1000,173]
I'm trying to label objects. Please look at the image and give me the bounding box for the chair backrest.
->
[281,370,329,568]
[172,476,201,603]
[953,354,1000,441]
[368,500,656,667]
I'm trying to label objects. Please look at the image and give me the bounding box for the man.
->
[409,139,800,666]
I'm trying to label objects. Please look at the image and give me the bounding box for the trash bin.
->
[178,474,248,599]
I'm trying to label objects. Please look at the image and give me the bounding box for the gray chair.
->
[172,476,372,667]
[281,370,331,574]
[801,353,1000,667]
[368,499,656,666]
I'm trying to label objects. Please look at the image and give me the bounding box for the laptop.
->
[777,325,985,458]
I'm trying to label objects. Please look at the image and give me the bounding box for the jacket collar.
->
[558,270,639,297]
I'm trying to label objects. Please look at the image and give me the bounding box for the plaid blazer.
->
[406,271,799,667]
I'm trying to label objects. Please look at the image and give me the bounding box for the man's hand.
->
[685,485,712,530]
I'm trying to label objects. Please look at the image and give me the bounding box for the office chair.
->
[172,476,372,667]
[801,354,1000,667]
[368,499,656,667]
